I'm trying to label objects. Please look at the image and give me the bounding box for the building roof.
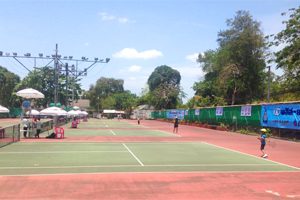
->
[134,105,154,111]
[73,99,90,108]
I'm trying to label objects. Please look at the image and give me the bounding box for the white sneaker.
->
[263,154,268,158]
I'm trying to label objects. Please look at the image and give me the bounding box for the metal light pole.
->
[267,66,271,102]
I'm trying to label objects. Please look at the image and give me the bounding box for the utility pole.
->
[54,44,58,105]
[267,66,271,103]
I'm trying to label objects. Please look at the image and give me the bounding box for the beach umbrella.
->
[40,107,61,115]
[0,105,9,113]
[67,110,79,116]
[26,109,40,115]
[73,106,80,110]
[16,88,44,99]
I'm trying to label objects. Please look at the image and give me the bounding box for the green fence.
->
[152,105,262,126]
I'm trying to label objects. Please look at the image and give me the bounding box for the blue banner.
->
[261,104,300,130]
[167,110,185,120]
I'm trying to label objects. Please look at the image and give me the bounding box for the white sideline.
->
[123,143,144,166]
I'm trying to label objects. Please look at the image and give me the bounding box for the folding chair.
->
[55,127,64,139]
[71,121,77,128]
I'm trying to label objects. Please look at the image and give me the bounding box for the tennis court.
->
[0,118,300,200]
[1,141,297,176]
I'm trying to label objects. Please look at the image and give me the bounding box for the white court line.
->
[15,142,201,145]
[156,130,181,137]
[123,143,144,166]
[105,125,108,128]
[0,163,278,170]
[0,151,127,154]
[1,170,298,177]
[201,141,300,171]
[110,130,116,135]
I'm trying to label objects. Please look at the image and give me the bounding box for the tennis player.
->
[173,116,179,133]
[258,128,268,158]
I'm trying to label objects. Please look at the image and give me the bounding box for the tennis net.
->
[0,124,20,148]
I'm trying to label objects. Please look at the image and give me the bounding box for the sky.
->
[0,0,299,103]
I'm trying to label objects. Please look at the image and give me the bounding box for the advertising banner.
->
[241,106,252,116]
[185,110,189,115]
[195,109,200,116]
[261,104,300,130]
[167,110,185,120]
[216,107,223,116]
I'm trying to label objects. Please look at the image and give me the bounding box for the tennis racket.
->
[268,139,276,148]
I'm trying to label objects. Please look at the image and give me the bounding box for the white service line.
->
[201,141,300,171]
[0,163,278,170]
[105,125,108,128]
[110,130,116,135]
[0,151,127,154]
[156,130,181,137]
[123,143,144,166]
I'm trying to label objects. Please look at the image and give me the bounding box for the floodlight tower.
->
[0,44,110,111]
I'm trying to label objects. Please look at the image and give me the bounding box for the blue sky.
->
[0,0,298,103]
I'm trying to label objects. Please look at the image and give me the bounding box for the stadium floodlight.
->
[82,57,85,60]
[39,53,43,57]
[64,56,67,59]
[6,53,10,56]
[57,55,61,58]
[106,58,110,63]
[84,72,87,76]
[46,55,50,58]
[13,52,17,56]
[0,51,2,56]
[100,59,103,62]
[52,55,56,58]
[24,53,31,57]
[69,56,73,59]
[94,58,98,61]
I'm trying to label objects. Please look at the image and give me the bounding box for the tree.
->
[88,77,124,110]
[195,10,268,105]
[0,66,20,107]
[13,66,82,109]
[268,7,300,98]
[147,65,181,109]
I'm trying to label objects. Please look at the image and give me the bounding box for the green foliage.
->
[0,66,21,107]
[13,66,82,109]
[146,65,182,109]
[267,6,300,99]
[194,10,268,105]
[88,77,124,110]
[88,77,137,114]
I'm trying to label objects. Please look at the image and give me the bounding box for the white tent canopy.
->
[75,110,82,115]
[73,106,80,110]
[68,110,79,116]
[81,111,88,115]
[16,88,45,99]
[26,109,40,115]
[57,110,67,116]
[0,105,9,113]
[39,107,62,115]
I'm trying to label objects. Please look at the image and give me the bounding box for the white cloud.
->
[174,66,204,79]
[84,42,89,46]
[128,65,142,72]
[129,77,136,80]
[102,15,116,21]
[98,12,115,21]
[186,53,199,63]
[112,48,163,59]
[118,18,136,24]
[99,12,134,23]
